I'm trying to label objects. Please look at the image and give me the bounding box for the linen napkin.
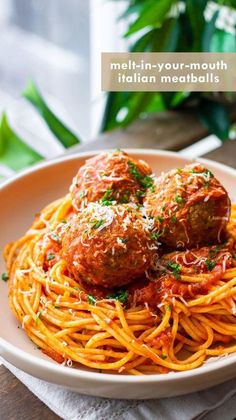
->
[2,358,236,420]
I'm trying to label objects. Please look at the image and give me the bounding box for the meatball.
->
[70,150,153,210]
[61,203,158,288]
[144,163,231,250]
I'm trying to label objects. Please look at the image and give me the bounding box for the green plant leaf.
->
[117,92,157,127]
[125,0,173,37]
[176,13,193,51]
[144,94,166,113]
[131,29,158,52]
[152,18,180,51]
[100,92,129,132]
[22,79,81,148]
[170,91,191,108]
[131,17,180,52]
[118,3,143,20]
[202,10,219,52]
[186,0,208,51]
[199,99,230,141]
[0,113,43,171]
[101,92,163,132]
[210,29,236,52]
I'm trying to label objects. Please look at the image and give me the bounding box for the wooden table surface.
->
[1,113,236,420]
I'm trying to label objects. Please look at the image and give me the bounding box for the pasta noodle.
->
[4,194,236,375]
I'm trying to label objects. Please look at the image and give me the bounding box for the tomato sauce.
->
[42,219,235,310]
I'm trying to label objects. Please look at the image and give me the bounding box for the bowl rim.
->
[1,148,236,384]
[1,147,236,192]
[1,335,236,384]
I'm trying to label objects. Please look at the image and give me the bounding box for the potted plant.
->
[101,0,236,141]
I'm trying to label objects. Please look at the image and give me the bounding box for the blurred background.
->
[0,0,126,141]
[0,0,235,178]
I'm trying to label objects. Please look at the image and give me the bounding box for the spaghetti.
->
[4,192,236,375]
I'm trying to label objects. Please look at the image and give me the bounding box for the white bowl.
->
[1,149,236,399]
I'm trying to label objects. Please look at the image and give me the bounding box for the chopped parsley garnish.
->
[128,161,143,181]
[150,232,162,240]
[90,219,104,229]
[166,262,181,279]
[204,169,214,178]
[35,311,41,323]
[128,161,153,189]
[87,294,96,305]
[170,215,177,223]
[47,253,55,262]
[120,237,129,244]
[141,175,154,189]
[54,305,61,309]
[150,184,156,193]
[79,191,86,198]
[101,198,113,206]
[166,305,171,311]
[107,289,129,305]
[93,219,103,229]
[156,216,163,223]
[1,272,9,282]
[51,233,61,244]
[121,193,130,204]
[205,259,216,271]
[161,354,168,360]
[135,190,145,198]
[100,189,114,206]
[190,168,213,178]
[174,195,184,204]
[61,219,67,224]
[209,246,221,258]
